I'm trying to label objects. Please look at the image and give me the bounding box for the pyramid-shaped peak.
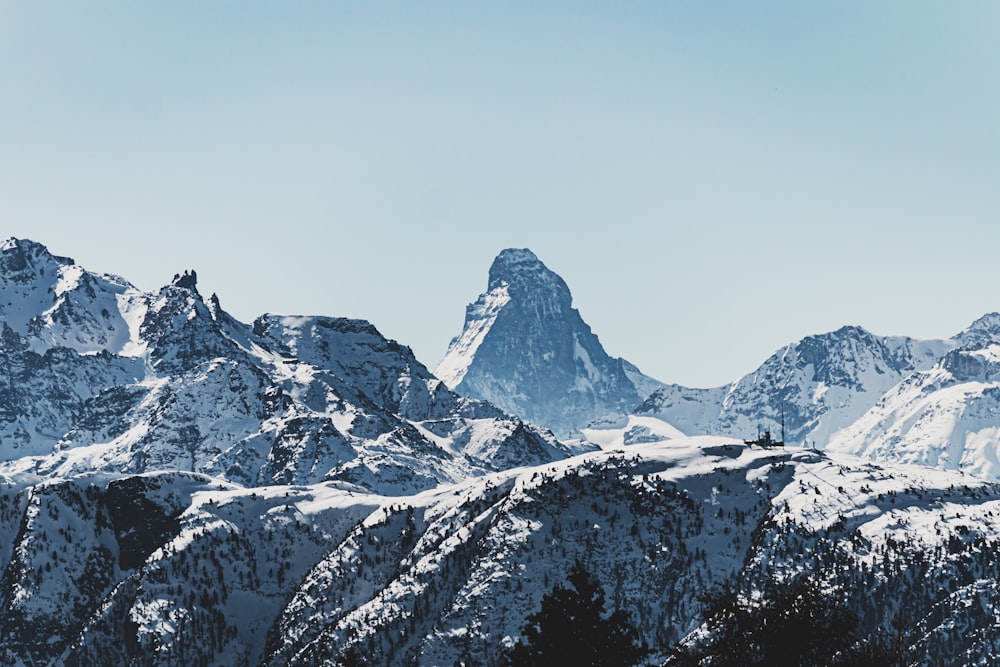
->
[437,247,665,437]
[493,247,540,267]
[487,248,570,298]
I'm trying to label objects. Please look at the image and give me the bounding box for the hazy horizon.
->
[4,2,998,387]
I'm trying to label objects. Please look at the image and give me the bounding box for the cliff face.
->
[436,249,663,437]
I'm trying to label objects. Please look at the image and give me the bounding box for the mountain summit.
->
[435,249,663,437]
[486,248,571,309]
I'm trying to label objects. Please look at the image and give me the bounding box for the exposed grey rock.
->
[436,249,664,437]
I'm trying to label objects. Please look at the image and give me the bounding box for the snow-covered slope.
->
[435,248,665,438]
[0,238,568,494]
[3,438,1000,665]
[827,343,1000,478]
[0,238,141,355]
[631,317,1000,481]
[636,325,955,447]
[580,413,686,449]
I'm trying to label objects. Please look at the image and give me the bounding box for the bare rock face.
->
[436,249,664,438]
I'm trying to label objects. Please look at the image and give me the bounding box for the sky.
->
[2,2,999,388]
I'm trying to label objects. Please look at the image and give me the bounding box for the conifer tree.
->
[507,561,646,667]
[666,574,903,667]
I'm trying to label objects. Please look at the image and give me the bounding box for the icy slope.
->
[435,248,665,438]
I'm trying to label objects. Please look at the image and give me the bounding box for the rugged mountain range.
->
[633,319,1000,480]
[0,237,567,494]
[6,237,1000,665]
[435,248,665,438]
[435,247,1000,482]
[634,325,955,446]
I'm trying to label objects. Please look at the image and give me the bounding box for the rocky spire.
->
[171,269,199,292]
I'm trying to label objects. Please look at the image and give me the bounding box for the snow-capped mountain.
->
[627,317,1000,480]
[435,248,665,438]
[433,246,1000,482]
[635,325,954,447]
[7,236,1000,665]
[0,238,567,494]
[3,438,1000,665]
[954,311,1000,349]
[828,334,1000,479]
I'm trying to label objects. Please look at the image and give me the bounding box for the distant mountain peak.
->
[488,248,541,281]
[1,236,69,259]
[831,324,868,337]
[436,248,663,437]
[487,248,571,310]
[0,236,71,282]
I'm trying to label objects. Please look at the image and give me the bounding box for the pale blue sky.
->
[2,2,998,387]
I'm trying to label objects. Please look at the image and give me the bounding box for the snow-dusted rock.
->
[637,325,954,448]
[827,344,1000,478]
[436,248,665,438]
[0,238,567,494]
[1,439,997,665]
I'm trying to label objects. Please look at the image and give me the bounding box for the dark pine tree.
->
[666,574,904,667]
[507,561,646,667]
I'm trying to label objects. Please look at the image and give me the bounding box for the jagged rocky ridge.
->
[6,236,1000,665]
[632,318,1000,480]
[3,438,1000,665]
[435,248,665,438]
[0,238,568,494]
[634,325,955,447]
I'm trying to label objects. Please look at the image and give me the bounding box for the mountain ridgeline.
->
[3,237,1000,665]
[0,237,568,493]
[438,247,1000,482]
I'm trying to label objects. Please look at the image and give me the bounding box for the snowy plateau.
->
[2,238,1000,665]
